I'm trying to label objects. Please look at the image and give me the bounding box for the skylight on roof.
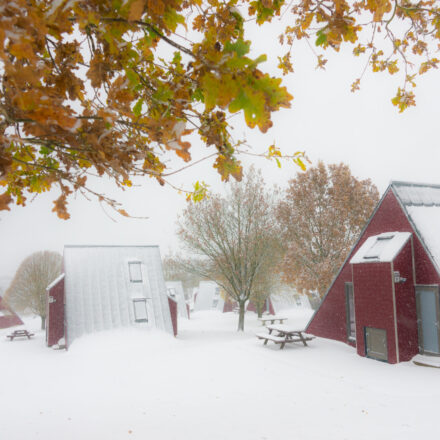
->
[364,235,394,259]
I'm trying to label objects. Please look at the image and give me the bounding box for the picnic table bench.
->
[258,315,288,326]
[6,330,34,341]
[256,324,315,349]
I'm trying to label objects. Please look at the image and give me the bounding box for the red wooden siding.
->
[46,276,65,347]
[168,296,178,336]
[0,297,23,329]
[393,239,419,361]
[352,262,397,363]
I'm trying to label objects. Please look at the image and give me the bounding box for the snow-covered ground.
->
[1,309,439,440]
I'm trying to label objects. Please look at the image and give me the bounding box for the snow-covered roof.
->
[392,182,440,273]
[64,245,173,344]
[392,181,440,206]
[350,232,412,264]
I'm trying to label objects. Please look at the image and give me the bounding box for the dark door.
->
[365,327,388,361]
[416,287,440,355]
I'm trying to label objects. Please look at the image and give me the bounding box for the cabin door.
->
[365,327,388,361]
[416,286,440,355]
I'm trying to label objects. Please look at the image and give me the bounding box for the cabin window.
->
[133,298,148,322]
[128,261,143,283]
[345,283,356,340]
[364,235,393,259]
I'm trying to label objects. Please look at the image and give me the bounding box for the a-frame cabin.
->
[306,181,440,364]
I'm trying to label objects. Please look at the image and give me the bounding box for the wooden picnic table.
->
[6,329,34,341]
[258,315,288,326]
[256,324,315,349]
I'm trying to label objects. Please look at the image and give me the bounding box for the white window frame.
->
[132,298,148,322]
[128,261,143,283]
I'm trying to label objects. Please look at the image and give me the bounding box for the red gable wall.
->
[0,297,23,329]
[306,188,440,349]
[46,277,65,347]
[168,296,178,336]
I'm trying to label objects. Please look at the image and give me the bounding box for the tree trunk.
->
[256,301,263,318]
[237,301,246,331]
[40,315,46,330]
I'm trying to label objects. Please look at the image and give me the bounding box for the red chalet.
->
[306,181,440,364]
[0,296,23,330]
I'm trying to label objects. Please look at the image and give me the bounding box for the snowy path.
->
[1,309,439,440]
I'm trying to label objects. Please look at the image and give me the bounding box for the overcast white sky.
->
[1,16,439,281]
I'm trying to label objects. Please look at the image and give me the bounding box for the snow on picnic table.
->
[1,309,439,440]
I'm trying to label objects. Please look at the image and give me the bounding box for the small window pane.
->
[129,262,142,282]
[133,299,148,322]
[346,283,356,340]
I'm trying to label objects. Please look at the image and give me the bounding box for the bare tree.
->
[5,251,62,329]
[178,167,281,331]
[277,161,379,298]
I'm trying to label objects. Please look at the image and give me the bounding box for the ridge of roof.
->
[391,180,440,190]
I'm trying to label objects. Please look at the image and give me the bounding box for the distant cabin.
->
[46,245,176,348]
[307,181,440,364]
[0,296,23,330]
[194,281,221,311]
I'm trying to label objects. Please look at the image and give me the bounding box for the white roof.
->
[64,246,173,344]
[350,232,412,264]
[392,182,440,273]
[166,281,188,318]
[194,281,220,311]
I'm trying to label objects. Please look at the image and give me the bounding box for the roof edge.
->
[64,245,160,248]
[46,273,65,291]
[391,180,440,190]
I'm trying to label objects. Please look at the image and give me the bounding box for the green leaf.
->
[125,68,139,87]
[315,31,327,47]
[191,88,204,103]
[225,39,251,57]
[133,98,143,117]
[39,146,50,156]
